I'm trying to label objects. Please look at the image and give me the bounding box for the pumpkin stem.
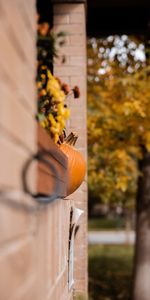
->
[64,132,78,146]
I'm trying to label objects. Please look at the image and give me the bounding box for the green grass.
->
[88,245,133,300]
[88,217,126,231]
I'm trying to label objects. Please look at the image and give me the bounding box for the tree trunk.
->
[132,150,150,300]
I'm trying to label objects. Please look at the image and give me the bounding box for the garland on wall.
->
[36,19,80,144]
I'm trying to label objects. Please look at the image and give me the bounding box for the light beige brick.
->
[58,45,85,57]
[12,276,38,300]
[59,76,71,85]
[18,0,36,33]
[0,237,37,300]
[0,34,36,112]
[0,133,31,189]
[54,24,85,35]
[0,192,36,244]
[70,35,86,46]
[55,66,85,76]
[70,13,84,24]
[0,84,36,153]
[70,76,86,86]
[54,4,85,14]
[1,1,36,66]
[74,285,88,295]
[70,56,85,66]
[54,14,70,25]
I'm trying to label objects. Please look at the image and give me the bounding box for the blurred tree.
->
[88,35,147,211]
[87,35,150,300]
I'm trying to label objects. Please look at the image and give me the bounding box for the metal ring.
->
[22,150,61,204]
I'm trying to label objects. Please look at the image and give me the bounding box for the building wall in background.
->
[53,3,88,298]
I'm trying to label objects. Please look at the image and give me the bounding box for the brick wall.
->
[0,0,38,299]
[53,3,88,298]
[0,1,88,299]
[0,0,72,298]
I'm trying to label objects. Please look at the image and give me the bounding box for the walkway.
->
[88,230,135,245]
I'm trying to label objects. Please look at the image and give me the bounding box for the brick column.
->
[53,3,88,298]
[0,1,38,299]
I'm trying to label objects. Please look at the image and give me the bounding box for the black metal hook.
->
[22,149,62,204]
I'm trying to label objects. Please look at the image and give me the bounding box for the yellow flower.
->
[41,74,46,80]
[54,133,59,144]
[47,71,61,90]
[46,72,65,102]
[41,120,46,128]
[41,89,47,96]
[40,119,48,128]
[47,70,53,80]
[53,79,61,90]
[59,90,66,101]
[37,81,42,89]
[38,69,71,143]
[57,103,64,114]
[56,116,65,128]
[48,113,57,126]
[41,65,47,70]
[50,124,60,134]
[52,89,65,101]
[63,108,70,120]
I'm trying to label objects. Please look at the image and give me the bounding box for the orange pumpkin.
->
[59,132,86,196]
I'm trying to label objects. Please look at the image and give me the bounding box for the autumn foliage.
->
[88,36,150,209]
